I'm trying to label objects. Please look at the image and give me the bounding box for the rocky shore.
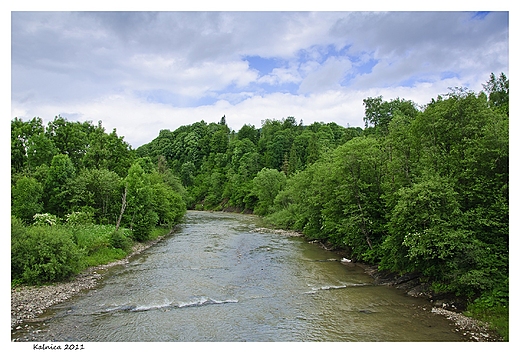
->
[12,226,502,342]
[357,264,502,341]
[254,227,502,341]
[11,235,167,330]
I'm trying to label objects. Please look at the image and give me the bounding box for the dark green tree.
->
[11,176,44,224]
[44,154,76,217]
[123,162,158,241]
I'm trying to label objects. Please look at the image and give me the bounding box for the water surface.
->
[12,211,464,342]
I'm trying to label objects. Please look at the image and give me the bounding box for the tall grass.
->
[69,224,133,268]
[11,218,133,286]
[11,215,174,287]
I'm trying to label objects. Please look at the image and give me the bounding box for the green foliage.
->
[267,75,508,324]
[44,154,76,217]
[11,117,45,174]
[11,176,43,224]
[69,224,131,266]
[109,229,133,252]
[68,168,122,224]
[11,219,83,284]
[65,211,94,226]
[33,213,59,226]
[465,281,509,341]
[10,116,186,287]
[251,168,286,215]
[123,162,158,241]
[11,75,507,338]
[482,72,509,115]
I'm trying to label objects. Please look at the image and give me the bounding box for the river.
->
[11,211,466,342]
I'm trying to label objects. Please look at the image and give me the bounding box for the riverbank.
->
[12,222,502,342]
[11,234,169,330]
[254,226,502,341]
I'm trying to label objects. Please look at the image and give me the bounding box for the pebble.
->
[11,235,167,330]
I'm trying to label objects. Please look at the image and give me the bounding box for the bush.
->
[11,222,82,284]
[65,211,93,226]
[131,209,159,242]
[33,213,59,226]
[109,229,133,251]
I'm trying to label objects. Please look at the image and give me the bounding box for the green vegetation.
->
[134,73,508,338]
[11,73,508,339]
[11,117,187,286]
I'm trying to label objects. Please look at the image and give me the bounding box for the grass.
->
[12,219,176,287]
[148,226,173,241]
[74,224,172,268]
[68,224,132,268]
[465,304,509,341]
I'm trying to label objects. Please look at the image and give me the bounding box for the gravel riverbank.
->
[11,236,166,330]
[11,227,502,342]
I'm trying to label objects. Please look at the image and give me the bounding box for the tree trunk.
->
[115,186,127,231]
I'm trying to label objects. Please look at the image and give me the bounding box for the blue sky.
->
[9,7,510,148]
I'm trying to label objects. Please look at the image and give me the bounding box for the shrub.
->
[109,229,133,251]
[131,209,159,242]
[11,223,82,284]
[65,211,94,226]
[33,213,59,226]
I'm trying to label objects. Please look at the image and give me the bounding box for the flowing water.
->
[12,211,466,342]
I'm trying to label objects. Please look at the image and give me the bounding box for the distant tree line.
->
[136,73,508,313]
[11,73,508,336]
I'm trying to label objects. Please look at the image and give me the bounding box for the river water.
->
[12,211,466,342]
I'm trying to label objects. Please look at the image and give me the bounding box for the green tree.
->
[123,162,158,241]
[11,117,45,173]
[45,116,92,169]
[483,72,509,115]
[320,136,387,260]
[44,154,76,217]
[11,176,44,224]
[251,168,287,215]
[149,171,186,226]
[363,96,418,135]
[26,132,57,171]
[83,122,134,177]
[68,168,122,224]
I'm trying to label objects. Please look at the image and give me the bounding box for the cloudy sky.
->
[11,9,509,148]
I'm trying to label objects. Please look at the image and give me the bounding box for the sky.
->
[10,7,510,148]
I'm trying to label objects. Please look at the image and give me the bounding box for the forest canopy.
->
[12,73,508,328]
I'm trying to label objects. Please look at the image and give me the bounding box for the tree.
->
[11,117,45,173]
[68,168,122,224]
[26,132,57,171]
[45,116,91,169]
[123,162,158,241]
[237,124,260,144]
[381,175,463,273]
[321,136,387,260]
[483,72,509,115]
[149,170,186,226]
[363,96,418,135]
[83,122,134,177]
[44,154,76,217]
[251,168,286,215]
[11,176,44,224]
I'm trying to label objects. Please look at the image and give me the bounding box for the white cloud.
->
[257,65,301,86]
[298,56,353,94]
[10,11,509,148]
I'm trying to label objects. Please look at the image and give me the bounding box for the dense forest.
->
[11,73,508,337]
[11,116,187,286]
